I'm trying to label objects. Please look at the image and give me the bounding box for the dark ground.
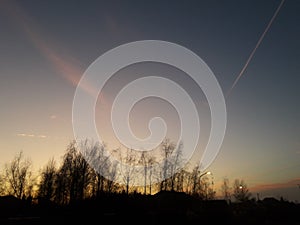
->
[0,191,299,225]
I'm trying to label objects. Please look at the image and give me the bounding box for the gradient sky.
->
[0,0,299,201]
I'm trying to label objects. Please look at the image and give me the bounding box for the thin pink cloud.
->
[251,178,300,192]
[1,0,107,106]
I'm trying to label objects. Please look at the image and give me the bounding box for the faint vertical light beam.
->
[226,0,285,98]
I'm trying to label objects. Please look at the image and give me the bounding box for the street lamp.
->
[199,171,212,178]
[198,171,213,199]
[199,171,214,186]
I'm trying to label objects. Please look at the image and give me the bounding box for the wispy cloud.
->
[50,115,57,120]
[37,135,47,138]
[251,178,300,192]
[1,0,106,106]
[17,133,47,138]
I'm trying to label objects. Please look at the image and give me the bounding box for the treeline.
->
[0,139,251,205]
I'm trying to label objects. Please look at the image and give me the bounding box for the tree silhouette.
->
[52,141,94,204]
[139,151,156,195]
[0,172,5,195]
[121,148,138,195]
[38,158,57,202]
[160,138,175,191]
[4,151,32,199]
[82,140,118,196]
[168,142,183,191]
[0,139,299,225]
[233,178,251,202]
[189,164,201,196]
[200,176,215,200]
[221,178,231,202]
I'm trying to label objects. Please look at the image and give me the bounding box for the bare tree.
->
[189,164,201,195]
[54,165,68,205]
[148,156,158,195]
[139,151,156,195]
[180,169,192,194]
[121,148,138,195]
[160,138,175,191]
[233,179,251,202]
[185,164,215,199]
[105,161,119,193]
[70,141,94,201]
[83,140,119,196]
[54,141,94,204]
[174,169,185,192]
[169,142,183,191]
[87,142,109,196]
[221,178,231,202]
[200,176,215,200]
[38,158,57,202]
[0,172,6,196]
[4,151,32,199]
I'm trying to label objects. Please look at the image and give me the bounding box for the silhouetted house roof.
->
[0,195,25,218]
[152,191,232,224]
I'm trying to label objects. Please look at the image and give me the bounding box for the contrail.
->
[226,0,285,97]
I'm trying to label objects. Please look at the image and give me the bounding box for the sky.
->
[0,0,299,201]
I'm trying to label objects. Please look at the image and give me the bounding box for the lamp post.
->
[199,171,212,179]
[199,171,213,186]
[199,171,214,199]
